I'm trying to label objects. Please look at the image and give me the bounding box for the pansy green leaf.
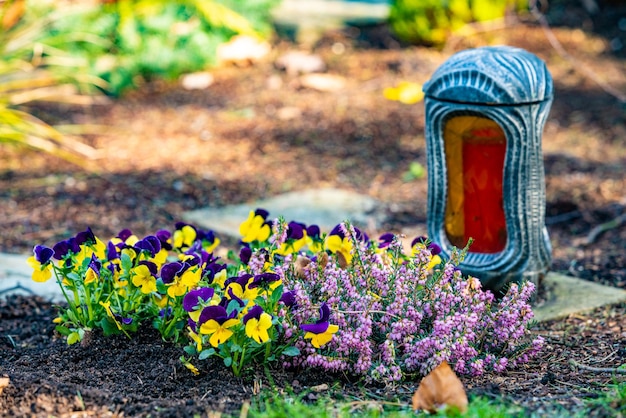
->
[55,325,71,336]
[66,310,80,324]
[229,343,242,353]
[270,284,284,304]
[199,348,216,360]
[226,299,240,316]
[183,345,196,356]
[156,279,167,294]
[121,253,133,272]
[67,331,81,345]
[97,318,120,336]
[223,356,233,367]
[282,346,300,357]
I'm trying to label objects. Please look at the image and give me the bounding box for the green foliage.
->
[0,0,103,165]
[248,391,527,418]
[582,380,626,417]
[389,0,528,46]
[44,0,279,96]
[402,161,426,182]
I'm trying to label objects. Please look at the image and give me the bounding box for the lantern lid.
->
[423,46,553,105]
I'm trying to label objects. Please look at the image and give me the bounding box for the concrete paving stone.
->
[0,252,65,302]
[182,188,386,241]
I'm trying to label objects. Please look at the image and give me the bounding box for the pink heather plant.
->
[272,221,544,382]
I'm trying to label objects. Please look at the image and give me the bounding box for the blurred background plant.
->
[389,0,529,46]
[0,0,279,165]
[0,0,105,166]
[45,0,279,96]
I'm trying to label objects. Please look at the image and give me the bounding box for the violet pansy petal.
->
[75,227,96,246]
[243,305,263,324]
[183,287,215,312]
[107,241,119,261]
[300,322,330,334]
[428,242,442,255]
[328,224,344,238]
[198,305,228,325]
[287,222,305,240]
[239,246,252,265]
[279,291,296,308]
[254,208,269,219]
[117,229,133,242]
[160,262,183,284]
[318,302,331,323]
[306,224,321,238]
[411,236,428,248]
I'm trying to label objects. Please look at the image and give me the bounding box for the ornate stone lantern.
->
[423,46,553,292]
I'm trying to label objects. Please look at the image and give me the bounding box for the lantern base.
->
[460,266,549,301]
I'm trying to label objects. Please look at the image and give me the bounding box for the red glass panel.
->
[444,117,507,253]
[462,127,507,253]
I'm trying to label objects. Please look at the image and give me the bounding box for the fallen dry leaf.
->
[310,383,329,392]
[0,377,10,395]
[294,255,312,278]
[412,361,468,414]
[316,252,329,269]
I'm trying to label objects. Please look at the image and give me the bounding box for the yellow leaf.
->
[412,361,468,413]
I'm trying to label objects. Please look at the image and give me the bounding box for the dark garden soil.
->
[1,1,625,416]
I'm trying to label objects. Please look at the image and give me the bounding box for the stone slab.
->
[182,188,384,241]
[0,252,65,302]
[272,0,389,25]
[533,272,626,322]
[271,0,390,44]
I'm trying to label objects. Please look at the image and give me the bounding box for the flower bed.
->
[29,209,542,382]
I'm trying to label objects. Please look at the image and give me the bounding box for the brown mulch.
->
[1,2,625,417]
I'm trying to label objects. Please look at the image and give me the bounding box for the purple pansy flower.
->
[75,227,97,246]
[239,246,252,265]
[242,305,264,324]
[249,272,280,289]
[33,245,54,264]
[306,225,321,239]
[411,236,442,255]
[279,290,297,309]
[116,229,134,242]
[52,238,80,260]
[378,233,395,249]
[286,222,306,240]
[300,302,332,334]
[134,235,161,257]
[183,287,215,312]
[155,229,172,250]
[160,261,185,284]
[198,305,237,325]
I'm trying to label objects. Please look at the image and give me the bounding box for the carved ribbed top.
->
[423,46,553,105]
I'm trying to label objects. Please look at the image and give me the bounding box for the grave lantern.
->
[423,46,553,292]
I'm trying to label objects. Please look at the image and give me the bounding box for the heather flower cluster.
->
[30,209,543,381]
[275,223,543,381]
